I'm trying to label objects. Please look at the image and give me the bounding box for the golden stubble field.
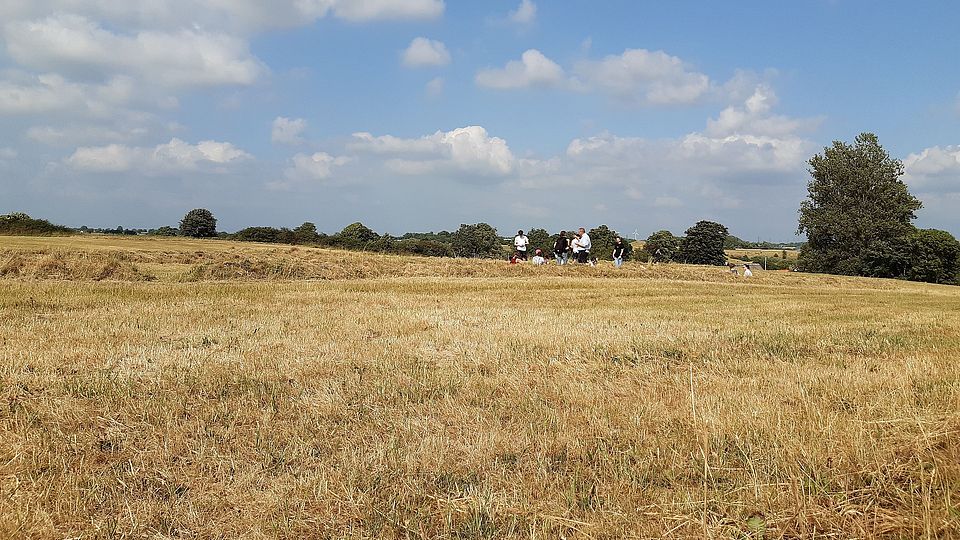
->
[1,235,958,538]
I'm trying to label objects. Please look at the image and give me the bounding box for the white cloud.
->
[426,76,444,97]
[271,151,352,189]
[350,126,515,176]
[0,0,444,32]
[475,49,565,90]
[0,147,17,159]
[572,48,711,105]
[330,0,444,22]
[66,138,251,173]
[402,37,451,68]
[272,117,307,145]
[903,145,960,193]
[508,0,537,24]
[706,85,821,137]
[26,124,152,146]
[5,14,264,88]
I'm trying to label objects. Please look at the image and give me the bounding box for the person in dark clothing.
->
[553,231,569,265]
[612,237,626,268]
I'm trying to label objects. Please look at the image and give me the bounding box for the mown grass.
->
[0,236,958,538]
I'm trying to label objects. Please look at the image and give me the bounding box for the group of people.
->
[511,228,628,268]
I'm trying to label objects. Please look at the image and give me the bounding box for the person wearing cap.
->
[514,229,530,261]
[531,249,546,265]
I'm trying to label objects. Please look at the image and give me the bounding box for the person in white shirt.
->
[743,264,753,277]
[531,249,546,265]
[573,227,591,264]
[514,229,530,261]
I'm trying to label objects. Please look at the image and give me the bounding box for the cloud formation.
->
[475,49,565,89]
[351,126,515,176]
[402,37,451,68]
[508,0,537,24]
[66,138,251,173]
[272,117,307,145]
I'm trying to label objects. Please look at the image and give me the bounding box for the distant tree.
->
[904,229,960,285]
[335,222,379,249]
[451,223,501,258]
[588,225,633,261]
[0,213,73,236]
[679,221,728,265]
[798,133,922,276]
[526,228,552,255]
[233,227,285,243]
[724,235,755,249]
[179,209,217,238]
[293,222,318,244]
[643,230,682,262]
[147,226,178,236]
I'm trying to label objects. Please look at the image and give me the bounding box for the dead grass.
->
[0,235,958,538]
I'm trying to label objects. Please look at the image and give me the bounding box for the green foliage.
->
[642,230,681,262]
[399,231,454,243]
[798,133,922,275]
[179,209,217,238]
[451,223,501,258]
[0,213,73,236]
[293,222,319,244]
[334,222,379,249]
[904,229,960,285]
[678,221,728,265]
[393,239,454,257]
[588,225,633,260]
[148,226,179,236]
[232,227,295,244]
[526,228,552,255]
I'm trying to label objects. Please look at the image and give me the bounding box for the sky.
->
[1,0,959,241]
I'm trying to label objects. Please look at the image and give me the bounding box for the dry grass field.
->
[1,235,959,538]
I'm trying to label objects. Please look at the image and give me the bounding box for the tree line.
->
[3,133,957,284]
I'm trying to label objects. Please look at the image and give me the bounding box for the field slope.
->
[1,236,958,538]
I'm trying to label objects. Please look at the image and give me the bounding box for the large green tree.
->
[678,221,728,265]
[643,230,681,262]
[904,229,960,285]
[179,209,217,238]
[451,223,501,258]
[525,228,552,255]
[798,133,922,275]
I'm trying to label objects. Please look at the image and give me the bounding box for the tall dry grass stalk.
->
[1,235,958,538]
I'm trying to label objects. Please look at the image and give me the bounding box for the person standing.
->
[514,229,529,261]
[553,231,569,265]
[573,227,591,264]
[612,237,626,268]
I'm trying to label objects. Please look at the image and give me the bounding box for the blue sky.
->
[1,0,958,240]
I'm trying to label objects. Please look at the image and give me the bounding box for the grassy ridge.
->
[1,236,959,538]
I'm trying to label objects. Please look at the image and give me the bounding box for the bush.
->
[678,221,728,265]
[451,223,501,258]
[179,209,217,238]
[0,213,73,236]
[643,230,681,262]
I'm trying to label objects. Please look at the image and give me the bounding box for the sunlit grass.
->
[1,235,958,538]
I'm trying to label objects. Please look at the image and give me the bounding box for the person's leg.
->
[615,257,623,268]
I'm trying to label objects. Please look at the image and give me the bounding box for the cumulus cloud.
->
[271,117,307,145]
[66,138,251,173]
[269,152,352,189]
[402,37,451,68]
[475,49,565,90]
[508,0,537,24]
[0,0,444,32]
[572,48,711,105]
[5,14,264,88]
[706,85,822,137]
[903,145,960,193]
[350,126,515,176]
[476,47,715,105]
